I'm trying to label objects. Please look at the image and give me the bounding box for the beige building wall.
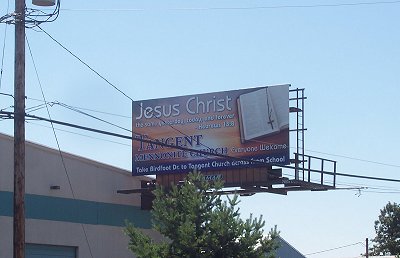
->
[0,133,157,258]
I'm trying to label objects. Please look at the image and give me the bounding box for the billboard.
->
[132,85,290,175]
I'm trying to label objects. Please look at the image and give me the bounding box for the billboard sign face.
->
[132,85,290,175]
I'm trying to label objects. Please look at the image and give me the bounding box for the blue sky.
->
[1,1,399,257]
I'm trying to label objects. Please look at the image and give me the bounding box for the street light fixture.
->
[32,0,55,6]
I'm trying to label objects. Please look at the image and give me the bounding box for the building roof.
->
[275,236,306,258]
[0,132,149,180]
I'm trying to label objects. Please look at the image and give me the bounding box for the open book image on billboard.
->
[237,86,289,143]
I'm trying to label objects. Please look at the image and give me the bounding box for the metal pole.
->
[14,0,26,257]
[366,238,369,258]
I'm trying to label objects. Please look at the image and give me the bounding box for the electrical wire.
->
[27,97,278,171]
[24,99,133,134]
[0,92,14,114]
[26,97,397,173]
[336,181,400,191]
[304,149,400,168]
[0,106,13,112]
[9,24,400,189]
[25,25,282,166]
[24,96,400,170]
[6,22,321,174]
[31,96,288,160]
[0,0,10,91]
[3,107,400,192]
[16,110,400,186]
[37,25,133,102]
[19,91,400,188]
[335,172,400,183]
[60,1,400,12]
[26,102,56,113]
[305,241,364,256]
[27,10,309,164]
[358,188,400,194]
[10,91,400,188]
[26,34,94,258]
[27,97,131,118]
[320,179,400,195]
[56,102,131,133]
[7,1,397,255]
[26,120,131,147]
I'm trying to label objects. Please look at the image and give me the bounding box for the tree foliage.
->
[370,201,400,256]
[125,171,279,258]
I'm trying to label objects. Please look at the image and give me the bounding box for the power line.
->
[5,108,400,192]
[27,97,131,118]
[31,97,400,169]
[10,68,394,172]
[313,178,400,194]
[0,0,10,91]
[0,92,14,114]
[305,241,364,256]
[37,26,133,102]
[26,120,131,147]
[26,92,298,170]
[328,181,400,194]
[4,110,310,177]
[5,76,400,182]
[358,189,400,194]
[335,172,400,183]
[6,1,400,191]
[26,102,53,113]
[304,149,400,168]
[24,122,400,194]
[26,35,69,183]
[55,102,131,133]
[4,91,400,171]
[28,95,285,157]
[4,110,400,185]
[26,34,95,258]
[60,1,400,12]
[337,181,400,191]
[24,99,133,134]
[77,88,303,172]
[24,93,267,166]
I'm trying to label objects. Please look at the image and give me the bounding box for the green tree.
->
[125,171,279,258]
[370,202,400,256]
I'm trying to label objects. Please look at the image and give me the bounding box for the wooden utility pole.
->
[14,0,26,257]
[366,238,369,258]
